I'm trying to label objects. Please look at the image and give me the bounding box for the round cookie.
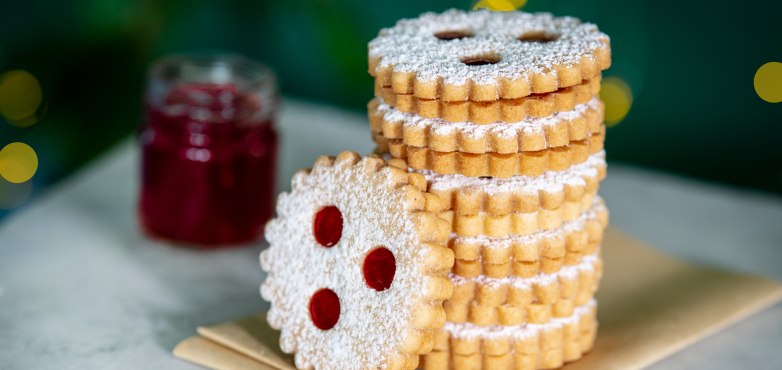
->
[378,137,604,179]
[421,300,598,370]
[261,152,454,370]
[449,199,608,279]
[445,253,602,327]
[435,189,599,239]
[377,157,608,239]
[373,75,601,125]
[369,9,611,102]
[369,97,605,154]
[422,153,607,216]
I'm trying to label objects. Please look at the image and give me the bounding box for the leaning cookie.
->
[261,152,454,370]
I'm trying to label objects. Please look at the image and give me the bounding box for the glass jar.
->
[139,54,278,247]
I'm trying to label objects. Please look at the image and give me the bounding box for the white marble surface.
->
[1,99,781,369]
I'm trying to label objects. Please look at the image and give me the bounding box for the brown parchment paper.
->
[173,227,782,370]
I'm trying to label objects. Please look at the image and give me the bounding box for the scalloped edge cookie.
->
[421,152,606,216]
[373,75,600,125]
[261,152,454,370]
[450,200,608,279]
[444,254,601,327]
[368,9,611,101]
[370,97,605,155]
[378,137,603,179]
[421,300,597,370]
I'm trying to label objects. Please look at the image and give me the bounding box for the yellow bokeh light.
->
[0,70,42,122]
[600,77,633,127]
[474,0,526,11]
[0,142,38,184]
[754,62,782,103]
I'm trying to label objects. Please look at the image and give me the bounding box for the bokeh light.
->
[0,70,42,126]
[473,0,527,11]
[754,62,782,103]
[0,176,32,210]
[600,76,633,127]
[0,143,38,184]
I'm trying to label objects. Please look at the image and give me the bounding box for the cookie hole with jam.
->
[435,30,473,41]
[363,247,396,291]
[309,288,340,330]
[313,205,343,247]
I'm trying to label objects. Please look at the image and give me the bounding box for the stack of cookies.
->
[261,8,612,370]
[368,9,611,370]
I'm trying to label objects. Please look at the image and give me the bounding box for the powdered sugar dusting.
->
[377,97,602,138]
[444,300,597,339]
[261,161,432,370]
[369,9,609,86]
[449,253,598,289]
[420,152,605,196]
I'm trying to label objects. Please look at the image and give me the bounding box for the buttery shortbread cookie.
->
[423,152,606,216]
[374,76,600,125]
[368,9,611,101]
[439,192,606,238]
[450,201,608,279]
[380,156,607,238]
[445,254,602,327]
[261,152,454,370]
[369,96,605,154]
[421,300,597,370]
[381,136,603,178]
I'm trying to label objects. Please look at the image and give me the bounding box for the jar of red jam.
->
[139,54,278,247]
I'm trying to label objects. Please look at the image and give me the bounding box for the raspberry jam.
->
[309,288,340,330]
[363,247,396,291]
[313,206,343,248]
[139,55,278,247]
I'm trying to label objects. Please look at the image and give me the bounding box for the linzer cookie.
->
[261,151,454,370]
[445,254,602,327]
[382,139,603,179]
[370,97,605,154]
[374,133,605,178]
[368,9,611,101]
[423,153,606,216]
[438,191,606,239]
[378,157,607,238]
[451,200,608,279]
[421,300,597,370]
[374,76,600,125]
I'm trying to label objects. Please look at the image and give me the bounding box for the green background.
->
[1,0,781,219]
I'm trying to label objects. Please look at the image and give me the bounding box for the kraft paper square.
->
[173,227,782,370]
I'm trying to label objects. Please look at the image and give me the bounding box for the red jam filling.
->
[363,247,396,291]
[313,206,343,247]
[309,288,340,330]
[139,82,277,247]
